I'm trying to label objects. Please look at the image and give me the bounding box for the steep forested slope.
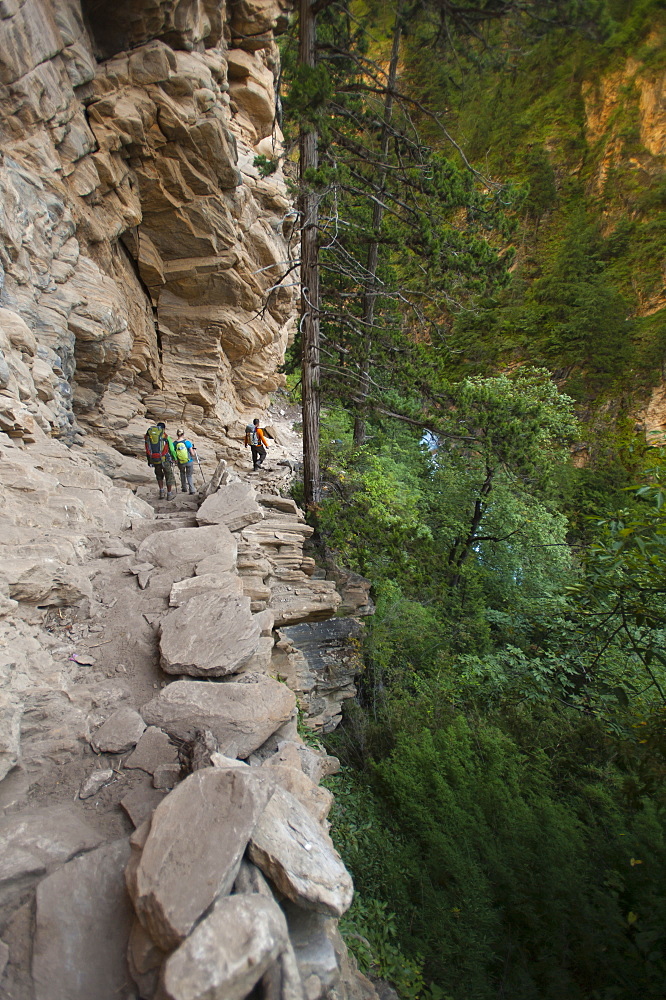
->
[287,4,666,999]
[405,0,666,418]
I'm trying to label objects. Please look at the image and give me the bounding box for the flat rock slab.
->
[91,707,146,753]
[137,524,237,573]
[161,893,287,1000]
[120,783,167,828]
[153,763,181,789]
[125,726,179,774]
[169,571,243,607]
[102,546,135,558]
[256,494,304,518]
[128,768,274,951]
[197,481,265,532]
[32,839,133,1000]
[260,763,333,824]
[159,593,260,676]
[0,806,103,899]
[249,786,353,917]
[141,675,296,759]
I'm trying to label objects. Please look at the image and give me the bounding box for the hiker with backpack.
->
[173,428,198,494]
[244,418,270,471]
[144,421,177,501]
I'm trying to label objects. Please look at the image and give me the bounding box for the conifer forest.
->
[283,1,666,996]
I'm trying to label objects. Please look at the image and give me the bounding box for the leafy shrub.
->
[327,715,666,1000]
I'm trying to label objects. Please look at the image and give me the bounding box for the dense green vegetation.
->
[317,409,666,1000]
[407,0,666,395]
[281,1,666,997]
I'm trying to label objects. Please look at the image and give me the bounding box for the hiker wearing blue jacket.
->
[173,428,198,494]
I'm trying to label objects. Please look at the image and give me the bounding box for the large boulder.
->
[263,740,340,784]
[159,593,261,676]
[137,524,237,573]
[127,768,273,951]
[248,786,353,917]
[196,481,265,531]
[260,762,334,824]
[269,577,341,627]
[140,675,296,759]
[213,754,333,825]
[32,839,133,1000]
[161,894,288,1000]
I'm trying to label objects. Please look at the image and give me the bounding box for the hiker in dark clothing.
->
[144,421,177,500]
[244,418,270,471]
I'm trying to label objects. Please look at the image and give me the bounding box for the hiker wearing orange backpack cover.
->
[244,417,270,471]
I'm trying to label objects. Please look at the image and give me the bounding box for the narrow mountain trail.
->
[1,409,378,1000]
[18,416,306,838]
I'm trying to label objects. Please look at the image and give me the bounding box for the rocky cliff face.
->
[581,42,666,440]
[1,0,296,462]
[0,3,378,999]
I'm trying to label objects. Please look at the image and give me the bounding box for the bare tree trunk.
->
[450,466,494,588]
[299,0,321,507]
[353,5,402,447]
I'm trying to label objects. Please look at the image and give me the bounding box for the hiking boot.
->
[158,487,166,499]
[189,487,196,494]
[181,487,188,493]
[166,489,177,501]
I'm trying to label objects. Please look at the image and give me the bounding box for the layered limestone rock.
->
[0,431,154,783]
[0,0,297,464]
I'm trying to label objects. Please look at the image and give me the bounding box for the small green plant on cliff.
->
[253,154,279,177]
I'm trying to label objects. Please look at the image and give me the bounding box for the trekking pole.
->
[196,454,206,485]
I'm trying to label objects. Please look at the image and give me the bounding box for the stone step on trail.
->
[140,675,296,759]
[159,592,261,676]
[247,785,353,918]
[127,768,274,951]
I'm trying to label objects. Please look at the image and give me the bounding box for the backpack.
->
[250,427,260,447]
[145,426,165,466]
[174,441,190,464]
